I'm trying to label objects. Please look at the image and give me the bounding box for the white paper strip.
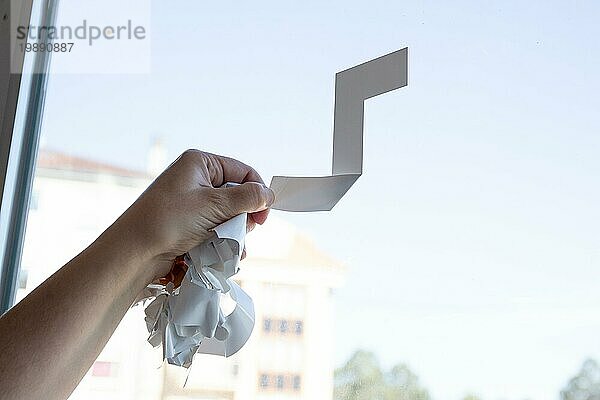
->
[270,48,408,211]
[142,48,408,368]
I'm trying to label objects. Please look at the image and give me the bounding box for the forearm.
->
[0,215,155,400]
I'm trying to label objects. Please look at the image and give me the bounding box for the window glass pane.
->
[16,2,600,400]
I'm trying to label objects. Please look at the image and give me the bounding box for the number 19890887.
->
[19,42,74,53]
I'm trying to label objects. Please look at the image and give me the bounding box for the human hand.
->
[117,150,274,283]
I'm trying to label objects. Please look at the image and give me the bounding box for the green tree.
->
[334,350,430,400]
[561,359,600,400]
[385,363,430,400]
[334,350,385,400]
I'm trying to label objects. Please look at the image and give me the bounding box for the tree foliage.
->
[561,359,600,400]
[335,351,600,400]
[334,350,430,400]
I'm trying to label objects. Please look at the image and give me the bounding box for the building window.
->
[279,319,288,334]
[18,269,28,289]
[259,374,269,388]
[294,320,303,335]
[259,373,302,392]
[276,375,285,390]
[262,317,304,337]
[263,318,272,333]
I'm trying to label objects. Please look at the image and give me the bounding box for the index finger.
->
[204,152,265,187]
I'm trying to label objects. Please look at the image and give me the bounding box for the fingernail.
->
[264,185,275,207]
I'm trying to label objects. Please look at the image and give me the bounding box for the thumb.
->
[214,182,275,217]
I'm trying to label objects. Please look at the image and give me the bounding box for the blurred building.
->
[18,148,345,400]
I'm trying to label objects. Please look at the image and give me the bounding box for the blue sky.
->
[36,1,600,399]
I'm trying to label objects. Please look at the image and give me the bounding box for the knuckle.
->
[179,149,203,164]
[206,189,235,216]
[206,189,227,207]
[245,183,264,208]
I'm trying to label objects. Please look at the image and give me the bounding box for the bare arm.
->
[0,150,274,400]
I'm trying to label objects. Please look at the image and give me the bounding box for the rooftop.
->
[37,149,150,179]
[246,216,344,270]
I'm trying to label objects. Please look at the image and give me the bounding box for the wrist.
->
[94,213,160,288]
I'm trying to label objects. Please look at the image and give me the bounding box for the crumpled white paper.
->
[143,214,253,367]
[140,48,408,368]
[145,214,254,368]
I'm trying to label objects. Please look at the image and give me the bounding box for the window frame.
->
[0,0,59,313]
